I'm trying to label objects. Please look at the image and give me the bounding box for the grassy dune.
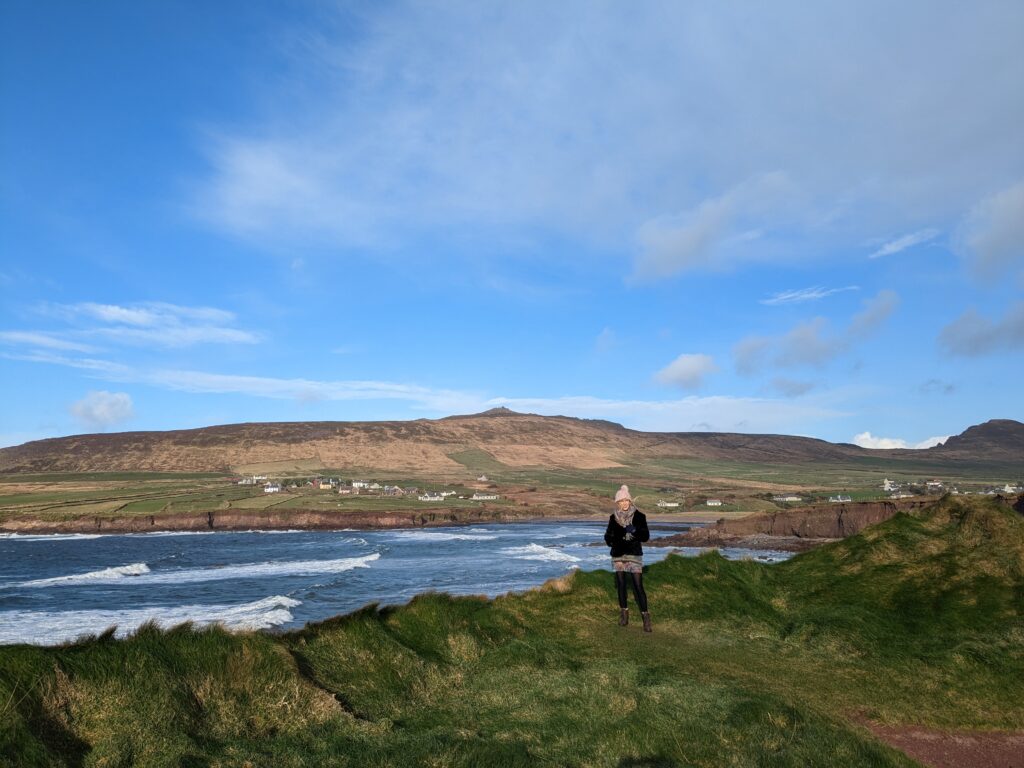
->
[2,496,1022,767]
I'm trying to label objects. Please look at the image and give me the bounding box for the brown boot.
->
[641,611,652,633]
[618,608,629,626]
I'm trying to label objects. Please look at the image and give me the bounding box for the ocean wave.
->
[14,553,381,589]
[501,544,581,563]
[0,595,302,646]
[18,562,151,587]
[390,530,498,542]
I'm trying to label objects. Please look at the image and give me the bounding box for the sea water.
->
[0,522,792,645]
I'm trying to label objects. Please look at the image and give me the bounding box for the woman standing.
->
[604,484,652,633]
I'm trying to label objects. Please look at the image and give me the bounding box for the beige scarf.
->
[613,503,636,529]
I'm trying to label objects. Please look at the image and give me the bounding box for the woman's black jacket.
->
[604,510,650,558]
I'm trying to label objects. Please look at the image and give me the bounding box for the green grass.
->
[2,495,1021,766]
[446,448,509,475]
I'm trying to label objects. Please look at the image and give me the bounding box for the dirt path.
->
[863,722,1024,768]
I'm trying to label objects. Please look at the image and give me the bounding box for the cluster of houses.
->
[881,478,1023,499]
[772,494,803,503]
[234,474,501,502]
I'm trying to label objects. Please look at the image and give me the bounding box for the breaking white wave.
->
[0,595,302,646]
[15,553,381,589]
[18,562,152,587]
[0,532,105,541]
[390,530,498,542]
[501,544,581,563]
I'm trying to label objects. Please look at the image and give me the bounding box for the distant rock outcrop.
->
[652,498,936,551]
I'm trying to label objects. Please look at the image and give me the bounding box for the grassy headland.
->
[2,495,1022,766]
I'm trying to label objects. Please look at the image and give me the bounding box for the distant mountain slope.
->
[925,419,1024,462]
[0,411,1020,474]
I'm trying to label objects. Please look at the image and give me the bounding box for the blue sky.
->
[2,1,1023,449]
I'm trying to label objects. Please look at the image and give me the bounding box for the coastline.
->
[0,506,613,536]
[0,504,719,537]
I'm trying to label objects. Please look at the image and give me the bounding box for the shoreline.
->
[0,506,716,537]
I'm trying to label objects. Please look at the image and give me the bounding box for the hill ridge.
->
[0,412,1020,474]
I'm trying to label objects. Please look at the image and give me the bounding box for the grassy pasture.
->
[1,495,1020,766]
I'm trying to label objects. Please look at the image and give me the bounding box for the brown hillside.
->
[0,411,1019,474]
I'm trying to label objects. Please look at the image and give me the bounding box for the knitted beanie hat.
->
[614,484,632,502]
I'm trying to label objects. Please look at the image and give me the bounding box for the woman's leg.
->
[629,571,649,613]
[615,571,629,609]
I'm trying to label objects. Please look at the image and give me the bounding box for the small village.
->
[234,473,502,502]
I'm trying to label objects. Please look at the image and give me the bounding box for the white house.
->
[829,495,853,503]
[352,481,369,489]
[418,493,444,502]
[705,499,722,507]
[1003,483,1023,494]
[656,500,680,508]
[477,475,489,482]
[472,492,499,501]
[772,495,802,503]
[440,490,457,497]
[263,484,281,494]
[882,479,898,492]
[368,482,382,491]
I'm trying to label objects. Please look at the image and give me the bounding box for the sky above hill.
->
[2,1,1023,449]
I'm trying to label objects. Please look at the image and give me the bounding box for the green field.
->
[1,452,1018,526]
[2,495,1020,766]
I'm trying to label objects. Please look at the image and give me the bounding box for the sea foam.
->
[390,530,498,542]
[0,595,302,646]
[14,553,381,589]
[501,544,581,563]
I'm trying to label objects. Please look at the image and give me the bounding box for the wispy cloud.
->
[633,173,793,278]
[734,290,899,373]
[955,179,1024,280]
[770,377,815,398]
[191,4,1024,271]
[11,351,845,435]
[938,301,1024,356]
[868,228,940,259]
[760,286,859,306]
[7,301,261,350]
[0,331,98,353]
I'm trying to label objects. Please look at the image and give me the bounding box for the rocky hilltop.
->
[0,410,1020,474]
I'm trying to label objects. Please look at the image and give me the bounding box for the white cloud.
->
[938,301,1024,356]
[654,354,718,390]
[0,331,97,353]
[848,289,900,337]
[852,431,949,450]
[867,229,940,259]
[760,286,859,306]
[633,173,792,278]
[735,290,899,373]
[733,336,773,376]
[69,391,135,430]
[956,180,1024,280]
[13,351,845,435]
[28,302,259,348]
[775,318,843,368]
[191,4,1024,268]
